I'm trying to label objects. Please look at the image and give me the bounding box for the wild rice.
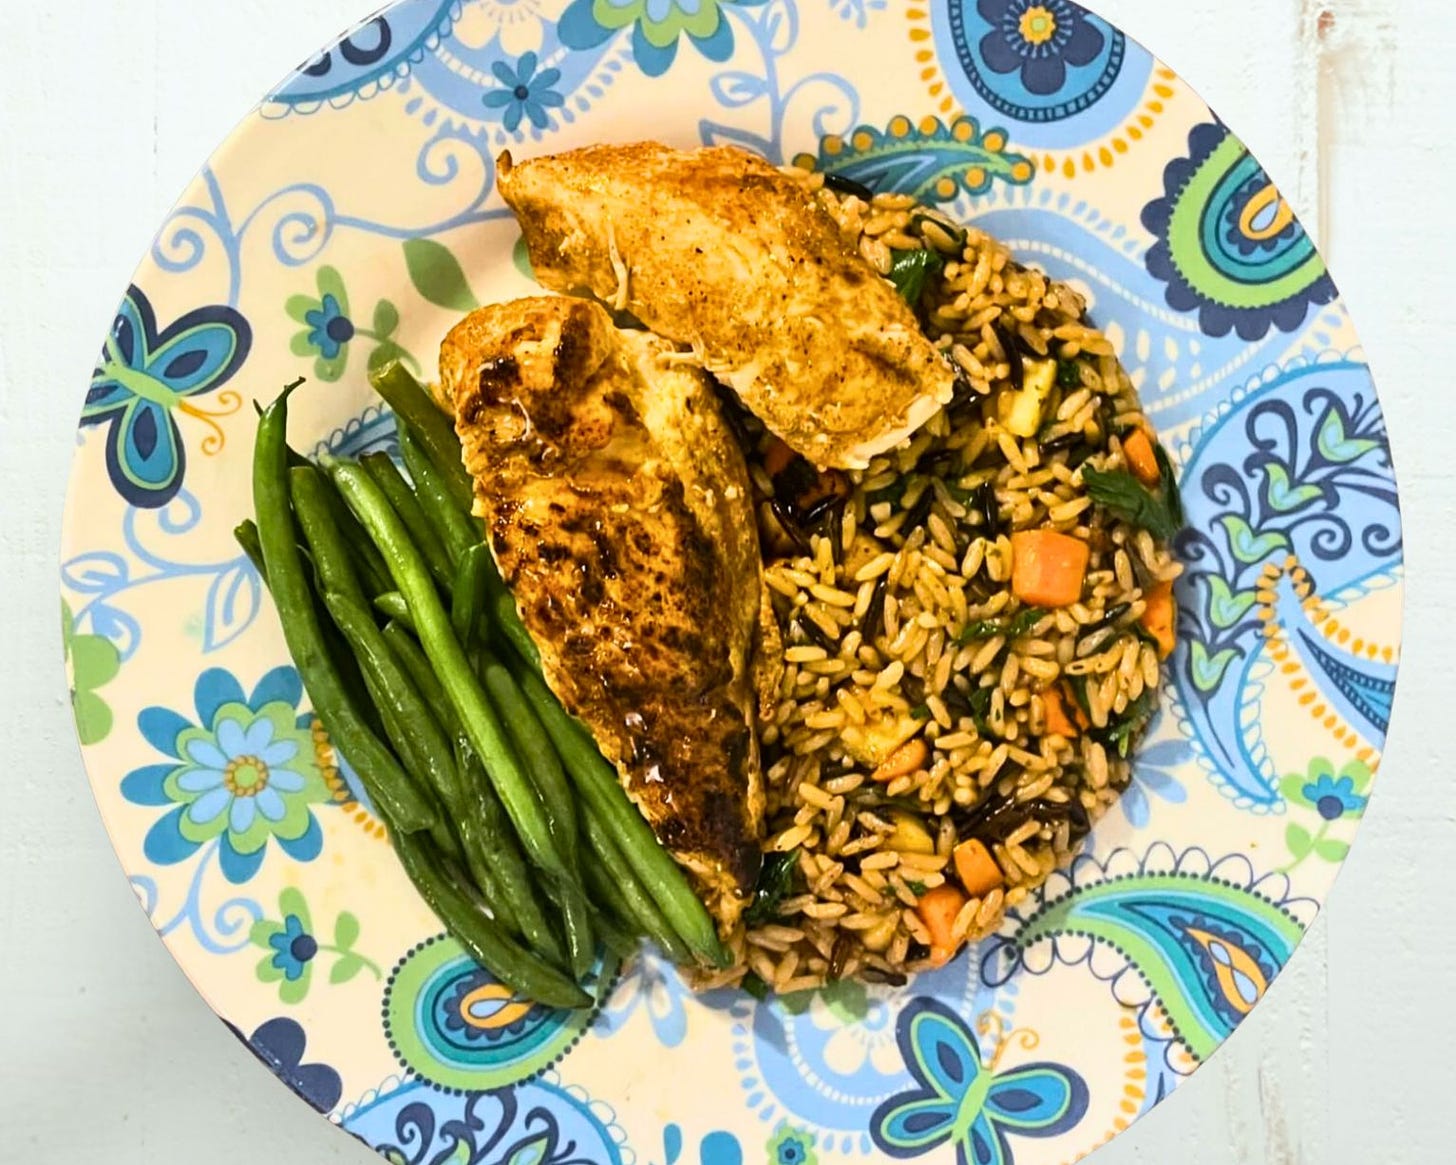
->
[729,174,1182,993]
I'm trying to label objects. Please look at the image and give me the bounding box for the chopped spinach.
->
[1154,442,1184,526]
[957,607,1047,645]
[967,685,994,733]
[1056,358,1084,389]
[1095,690,1158,758]
[744,850,799,928]
[888,248,945,305]
[911,703,933,722]
[905,880,929,897]
[866,477,910,509]
[1081,466,1182,541]
[1067,675,1093,719]
[741,972,770,1001]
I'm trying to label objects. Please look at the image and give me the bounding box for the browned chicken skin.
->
[498,142,956,470]
[440,296,775,928]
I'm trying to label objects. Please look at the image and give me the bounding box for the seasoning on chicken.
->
[440,296,777,929]
[498,142,957,470]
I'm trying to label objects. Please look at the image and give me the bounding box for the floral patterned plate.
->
[61,2,1402,1162]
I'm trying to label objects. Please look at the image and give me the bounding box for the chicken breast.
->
[441,296,775,929]
[498,142,956,470]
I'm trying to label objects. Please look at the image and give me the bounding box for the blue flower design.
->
[559,0,767,78]
[768,1124,817,1165]
[305,294,355,360]
[976,0,1105,97]
[227,1016,342,1114]
[1118,724,1190,828]
[1302,774,1367,822]
[482,52,565,132]
[269,914,320,981]
[598,953,690,1047]
[121,667,333,884]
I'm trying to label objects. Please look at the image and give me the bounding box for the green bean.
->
[485,566,542,671]
[400,424,480,564]
[370,361,474,512]
[453,811,521,937]
[391,829,590,1009]
[234,521,266,577]
[479,651,578,857]
[452,544,493,649]
[374,591,416,632]
[237,519,387,744]
[382,621,453,732]
[322,591,459,862]
[583,812,692,966]
[291,466,368,607]
[580,861,642,957]
[545,874,595,980]
[328,460,572,887]
[319,474,393,597]
[514,665,726,966]
[252,386,435,835]
[360,452,454,589]
[354,661,460,862]
[457,736,567,966]
[322,591,464,814]
[284,446,392,594]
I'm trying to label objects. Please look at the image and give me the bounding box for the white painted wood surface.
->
[2,1,1451,1160]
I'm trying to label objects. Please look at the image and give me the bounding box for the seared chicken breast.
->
[498,143,956,470]
[440,296,774,928]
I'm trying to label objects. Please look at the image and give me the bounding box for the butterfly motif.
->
[871,1000,1089,1165]
[84,284,252,508]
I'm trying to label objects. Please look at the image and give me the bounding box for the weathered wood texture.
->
[1,0,1449,1160]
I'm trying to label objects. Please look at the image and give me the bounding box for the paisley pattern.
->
[1144,123,1338,341]
[793,115,1035,203]
[268,4,460,111]
[61,2,1401,1164]
[1172,359,1399,809]
[341,1076,629,1164]
[981,846,1316,1063]
[383,935,614,1091]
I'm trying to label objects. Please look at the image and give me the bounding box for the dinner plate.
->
[61,1,1402,1161]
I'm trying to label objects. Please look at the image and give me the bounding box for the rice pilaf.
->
[711,171,1184,993]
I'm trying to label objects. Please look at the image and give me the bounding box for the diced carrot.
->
[1123,428,1161,488]
[1141,580,1177,659]
[872,737,929,783]
[763,436,796,478]
[916,885,970,967]
[1011,530,1089,609]
[953,838,1005,898]
[1041,687,1080,738]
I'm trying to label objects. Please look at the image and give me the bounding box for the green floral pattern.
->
[250,886,381,1004]
[62,599,121,746]
[286,265,416,382]
[1279,756,1372,871]
[767,1123,817,1165]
